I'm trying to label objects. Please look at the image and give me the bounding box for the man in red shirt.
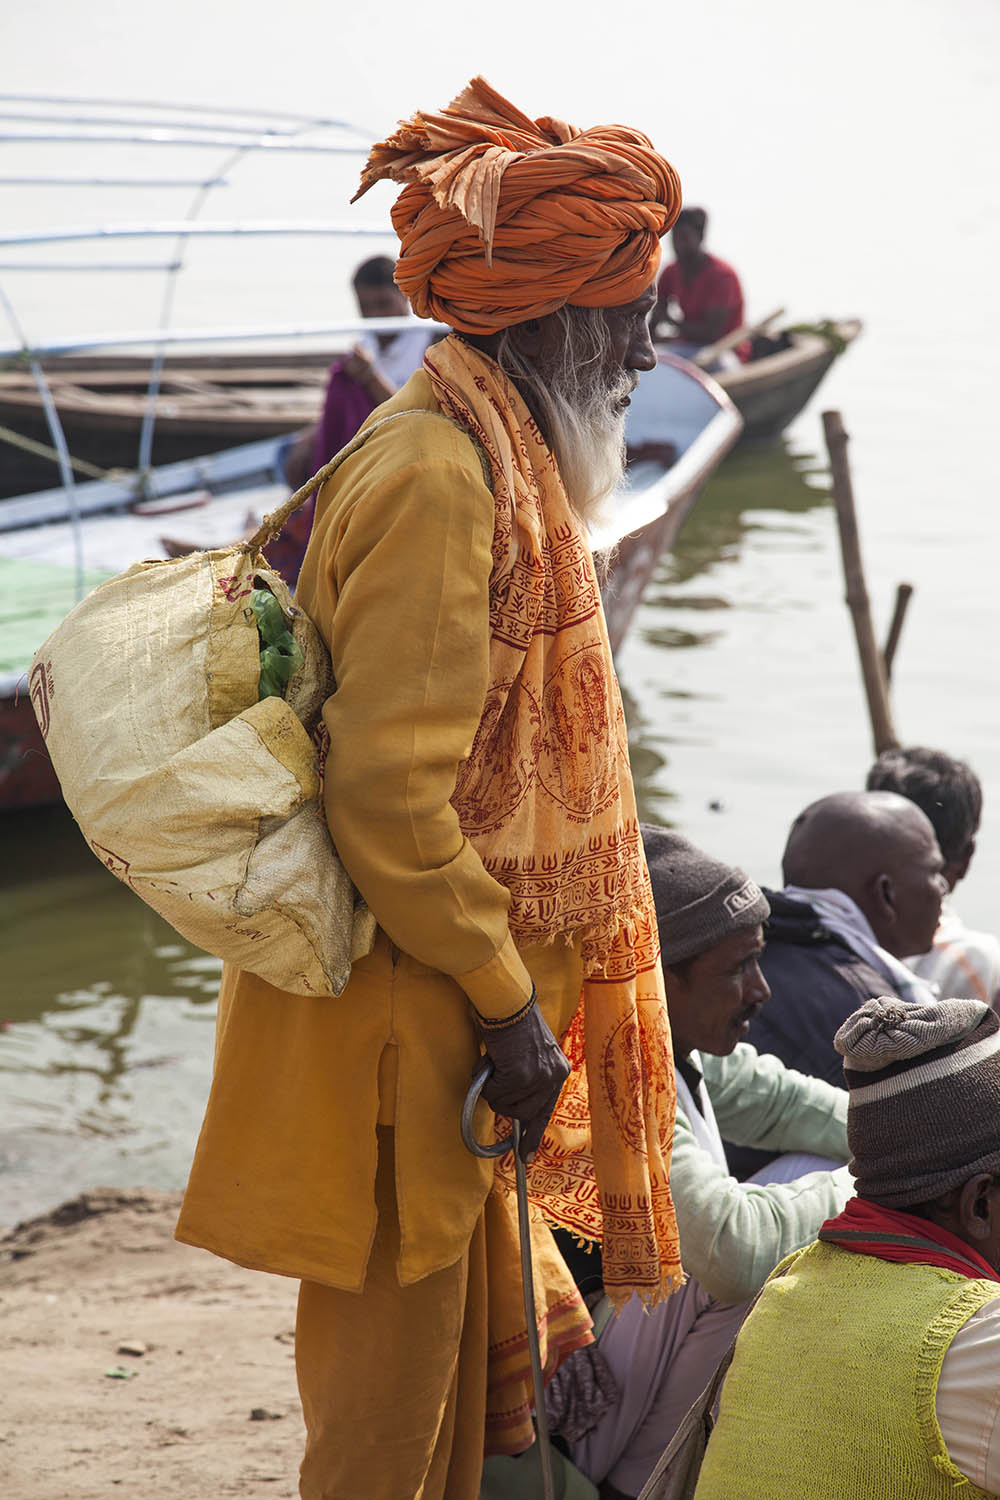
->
[650,206,745,358]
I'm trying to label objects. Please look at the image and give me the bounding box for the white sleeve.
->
[936,1295,1000,1489]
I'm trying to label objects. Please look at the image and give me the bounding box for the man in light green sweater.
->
[551,827,854,1500]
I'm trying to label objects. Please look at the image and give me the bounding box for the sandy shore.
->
[0,1188,304,1499]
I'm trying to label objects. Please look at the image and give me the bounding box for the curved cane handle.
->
[461,1059,515,1159]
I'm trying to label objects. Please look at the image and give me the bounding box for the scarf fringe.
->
[504,898,654,977]
[604,1269,687,1312]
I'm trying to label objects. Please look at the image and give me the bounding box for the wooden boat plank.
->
[0,434,284,531]
[23,349,338,374]
[0,365,328,390]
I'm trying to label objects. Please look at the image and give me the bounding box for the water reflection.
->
[4,804,219,1019]
[1,804,220,1226]
[622,437,832,832]
[655,437,830,588]
[621,677,678,826]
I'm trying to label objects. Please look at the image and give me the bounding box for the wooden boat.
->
[0,351,335,498]
[0,352,741,813]
[713,319,862,441]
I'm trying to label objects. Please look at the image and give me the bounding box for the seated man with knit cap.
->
[695,995,1000,1499]
[548,826,853,1500]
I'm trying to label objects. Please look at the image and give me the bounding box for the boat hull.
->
[0,357,330,496]
[0,689,60,809]
[715,320,862,441]
[0,321,856,494]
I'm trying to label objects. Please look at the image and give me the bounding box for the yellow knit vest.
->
[694,1240,998,1499]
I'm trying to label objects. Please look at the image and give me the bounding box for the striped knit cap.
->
[835,996,1000,1206]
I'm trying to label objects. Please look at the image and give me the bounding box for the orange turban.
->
[352,77,683,335]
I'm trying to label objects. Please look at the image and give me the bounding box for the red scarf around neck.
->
[819,1196,1000,1283]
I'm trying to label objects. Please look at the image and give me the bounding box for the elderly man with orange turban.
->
[176,78,685,1500]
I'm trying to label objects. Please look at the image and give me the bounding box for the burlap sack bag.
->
[25,421,415,997]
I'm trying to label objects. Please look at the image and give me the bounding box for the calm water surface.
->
[2,0,998,1226]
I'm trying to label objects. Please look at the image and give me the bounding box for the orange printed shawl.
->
[424,334,682,1307]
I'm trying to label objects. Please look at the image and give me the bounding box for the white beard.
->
[492,305,638,526]
[547,396,629,528]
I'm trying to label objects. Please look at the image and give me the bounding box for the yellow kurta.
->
[175,372,584,1288]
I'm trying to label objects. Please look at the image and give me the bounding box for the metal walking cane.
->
[462,1058,556,1500]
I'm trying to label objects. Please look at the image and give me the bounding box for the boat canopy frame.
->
[0,93,395,546]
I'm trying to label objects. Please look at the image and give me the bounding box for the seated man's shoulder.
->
[657,259,680,293]
[752,905,899,1082]
[701,1041,799,1104]
[701,1040,762,1085]
[759,888,823,941]
[760,895,884,988]
[913,911,1000,1004]
[760,926,894,1007]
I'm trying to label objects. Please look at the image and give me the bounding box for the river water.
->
[1,0,998,1227]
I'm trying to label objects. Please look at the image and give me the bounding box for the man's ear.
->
[868,872,896,929]
[958,1174,996,1242]
[505,318,545,360]
[947,838,976,888]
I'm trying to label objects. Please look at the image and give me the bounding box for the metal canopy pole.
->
[0,222,391,246]
[0,98,384,512]
[0,287,85,600]
[0,316,442,360]
[0,92,365,135]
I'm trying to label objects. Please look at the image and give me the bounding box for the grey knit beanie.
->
[640,823,769,967]
[835,996,1000,1206]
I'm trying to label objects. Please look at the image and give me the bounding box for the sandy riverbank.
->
[0,1189,304,1499]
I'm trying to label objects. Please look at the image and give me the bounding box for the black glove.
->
[473,989,571,1161]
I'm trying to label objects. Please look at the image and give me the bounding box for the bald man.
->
[744,790,948,1085]
[726,791,948,1179]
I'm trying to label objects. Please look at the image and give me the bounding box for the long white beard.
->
[493,306,638,528]
[545,371,634,527]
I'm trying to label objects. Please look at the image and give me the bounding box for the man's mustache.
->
[606,368,640,401]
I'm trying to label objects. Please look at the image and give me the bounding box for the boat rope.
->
[0,420,119,480]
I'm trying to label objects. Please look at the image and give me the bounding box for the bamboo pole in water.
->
[882,582,914,684]
[822,409,900,755]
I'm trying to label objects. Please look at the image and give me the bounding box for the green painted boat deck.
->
[0,556,113,679]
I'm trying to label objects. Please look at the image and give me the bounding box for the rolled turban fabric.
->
[353,76,683,334]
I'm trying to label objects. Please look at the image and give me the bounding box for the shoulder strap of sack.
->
[243,407,492,555]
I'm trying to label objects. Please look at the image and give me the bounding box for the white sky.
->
[2,0,997,333]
